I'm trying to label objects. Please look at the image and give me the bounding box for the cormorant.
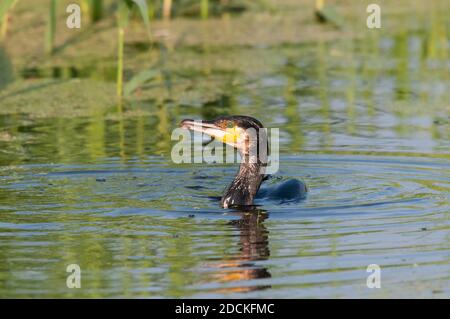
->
[180,115,307,208]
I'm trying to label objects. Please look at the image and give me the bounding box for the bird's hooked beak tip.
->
[179,119,195,130]
[179,119,218,132]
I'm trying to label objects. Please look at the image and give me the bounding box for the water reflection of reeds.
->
[1,12,449,165]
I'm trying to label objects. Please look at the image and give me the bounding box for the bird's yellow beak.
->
[180,119,239,147]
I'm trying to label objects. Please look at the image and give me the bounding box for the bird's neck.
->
[220,157,265,208]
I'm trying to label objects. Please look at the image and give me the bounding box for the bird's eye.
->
[226,122,234,129]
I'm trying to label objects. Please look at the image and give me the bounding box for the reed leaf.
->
[130,0,151,39]
[124,68,158,97]
[116,0,152,100]
[89,0,103,22]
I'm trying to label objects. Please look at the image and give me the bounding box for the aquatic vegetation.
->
[124,67,159,97]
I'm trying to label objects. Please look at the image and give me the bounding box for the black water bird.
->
[180,115,307,208]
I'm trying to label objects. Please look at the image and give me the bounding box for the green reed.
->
[201,0,209,19]
[116,0,152,101]
[45,0,57,54]
[89,0,103,22]
[163,0,172,20]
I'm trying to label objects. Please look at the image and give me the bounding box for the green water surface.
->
[0,4,449,298]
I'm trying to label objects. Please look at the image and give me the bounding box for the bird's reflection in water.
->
[211,209,271,294]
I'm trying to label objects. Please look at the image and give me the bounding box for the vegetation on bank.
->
[0,0,448,118]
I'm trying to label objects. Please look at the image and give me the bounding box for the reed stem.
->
[89,0,103,23]
[117,27,125,101]
[45,0,57,54]
[163,0,172,20]
[316,0,324,10]
[201,0,209,19]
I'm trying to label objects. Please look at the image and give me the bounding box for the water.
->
[0,18,449,298]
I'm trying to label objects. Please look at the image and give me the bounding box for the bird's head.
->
[180,115,267,161]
